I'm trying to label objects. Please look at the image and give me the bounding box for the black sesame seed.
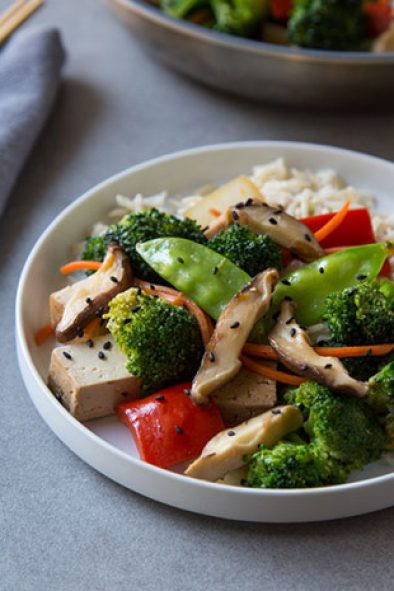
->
[110,276,119,283]
[208,352,215,362]
[95,306,105,318]
[356,274,367,280]
[76,326,84,338]
[98,351,106,360]
[305,233,312,242]
[54,391,62,403]
[290,328,296,337]
[85,297,93,305]
[175,425,184,435]
[232,210,239,221]
[87,339,94,348]
[212,266,218,275]
[235,202,245,209]
[230,321,240,329]
[183,389,191,396]
[135,287,142,295]
[271,409,282,415]
[156,395,165,401]
[177,256,184,264]
[245,198,254,207]
[103,341,112,351]
[261,202,269,207]
[281,279,291,286]
[325,363,333,369]
[227,431,236,437]
[63,351,72,360]
[273,208,283,215]
[319,267,324,274]
[299,325,307,331]
[123,318,131,325]
[269,217,278,225]
[285,317,294,325]
[131,305,141,313]
[284,296,293,301]
[150,284,156,290]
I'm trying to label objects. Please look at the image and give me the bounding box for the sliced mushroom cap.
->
[268,300,368,398]
[55,244,133,343]
[185,405,303,482]
[191,268,279,405]
[205,201,324,262]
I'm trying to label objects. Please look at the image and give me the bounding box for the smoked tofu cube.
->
[212,368,276,426]
[48,335,141,422]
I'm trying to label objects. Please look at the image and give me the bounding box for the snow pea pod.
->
[271,242,392,326]
[137,238,251,319]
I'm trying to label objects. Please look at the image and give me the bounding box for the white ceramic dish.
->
[16,141,394,523]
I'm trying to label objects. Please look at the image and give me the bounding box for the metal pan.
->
[108,0,394,109]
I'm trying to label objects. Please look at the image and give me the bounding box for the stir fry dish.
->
[39,163,394,489]
[156,0,394,52]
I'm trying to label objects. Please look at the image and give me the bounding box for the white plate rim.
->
[15,140,394,521]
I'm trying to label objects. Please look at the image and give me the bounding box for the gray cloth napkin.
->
[0,26,65,215]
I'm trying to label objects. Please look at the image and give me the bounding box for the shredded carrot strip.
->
[209,208,221,217]
[60,260,102,274]
[243,343,394,359]
[134,279,214,346]
[183,296,214,347]
[34,323,54,346]
[241,355,306,386]
[314,200,351,242]
[243,343,278,359]
[316,344,394,357]
[324,246,351,254]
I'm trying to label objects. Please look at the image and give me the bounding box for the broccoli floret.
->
[105,288,203,393]
[368,362,394,450]
[160,0,268,36]
[81,235,107,262]
[342,356,382,382]
[323,280,394,346]
[208,225,281,276]
[247,441,349,489]
[246,381,385,489]
[288,0,366,51]
[210,0,269,36]
[81,209,207,283]
[285,381,385,467]
[160,0,209,19]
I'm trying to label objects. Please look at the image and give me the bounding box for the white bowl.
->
[16,141,394,522]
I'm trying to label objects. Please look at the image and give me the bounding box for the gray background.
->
[1,0,394,589]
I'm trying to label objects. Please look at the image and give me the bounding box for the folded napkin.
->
[0,26,65,215]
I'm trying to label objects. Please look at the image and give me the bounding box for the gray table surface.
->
[1,1,394,589]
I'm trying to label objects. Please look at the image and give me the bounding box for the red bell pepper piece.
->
[270,0,293,21]
[117,383,224,468]
[363,1,392,38]
[300,208,375,249]
[380,258,392,277]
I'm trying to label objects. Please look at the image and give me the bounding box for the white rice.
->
[89,158,394,243]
